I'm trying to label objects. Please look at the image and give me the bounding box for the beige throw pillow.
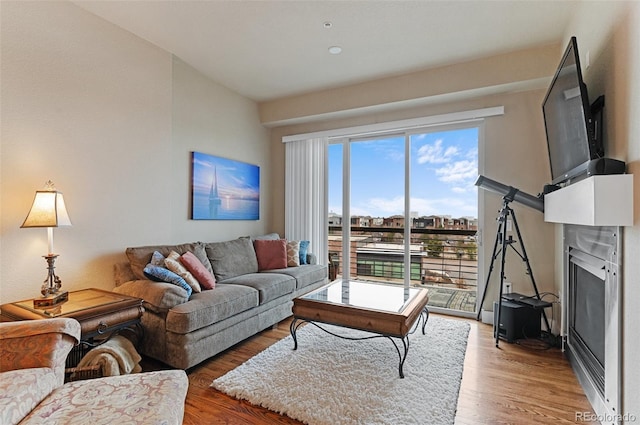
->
[165,251,202,293]
[286,240,301,267]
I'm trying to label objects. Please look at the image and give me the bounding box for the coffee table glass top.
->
[300,280,422,313]
[12,288,128,318]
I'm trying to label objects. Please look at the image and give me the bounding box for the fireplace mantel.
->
[544,174,633,226]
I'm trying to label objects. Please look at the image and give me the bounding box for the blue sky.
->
[328,127,478,219]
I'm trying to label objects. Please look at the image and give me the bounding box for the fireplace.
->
[563,224,620,421]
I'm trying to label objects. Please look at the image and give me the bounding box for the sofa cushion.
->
[0,367,57,425]
[254,239,287,271]
[305,252,317,265]
[166,284,259,334]
[251,232,280,240]
[21,370,188,425]
[114,262,137,287]
[261,264,328,290]
[113,280,189,313]
[221,273,295,304]
[126,242,213,280]
[205,238,258,281]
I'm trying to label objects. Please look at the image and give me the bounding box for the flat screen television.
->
[542,37,603,185]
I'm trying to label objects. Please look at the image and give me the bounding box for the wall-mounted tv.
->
[542,36,603,185]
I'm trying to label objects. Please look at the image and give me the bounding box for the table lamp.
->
[21,180,72,307]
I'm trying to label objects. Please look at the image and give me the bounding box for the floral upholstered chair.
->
[0,318,189,425]
[0,318,79,425]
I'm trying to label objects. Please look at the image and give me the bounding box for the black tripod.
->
[476,188,551,347]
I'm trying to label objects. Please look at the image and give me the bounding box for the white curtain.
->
[284,137,328,265]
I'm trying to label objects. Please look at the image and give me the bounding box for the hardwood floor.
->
[145,315,594,424]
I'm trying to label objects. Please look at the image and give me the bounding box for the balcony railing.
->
[328,226,478,312]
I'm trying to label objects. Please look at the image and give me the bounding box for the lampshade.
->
[21,188,72,228]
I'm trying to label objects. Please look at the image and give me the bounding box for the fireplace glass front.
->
[569,250,605,394]
[564,224,620,422]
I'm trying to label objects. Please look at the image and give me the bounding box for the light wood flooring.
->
[145,315,594,424]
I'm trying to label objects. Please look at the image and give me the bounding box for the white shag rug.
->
[212,316,470,425]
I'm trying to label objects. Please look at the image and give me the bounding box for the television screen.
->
[542,37,599,185]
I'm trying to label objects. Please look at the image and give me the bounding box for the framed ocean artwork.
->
[191,151,260,220]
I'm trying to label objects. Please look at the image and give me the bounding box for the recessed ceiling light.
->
[328,46,342,55]
[323,21,332,28]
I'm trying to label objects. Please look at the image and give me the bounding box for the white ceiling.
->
[73,0,579,102]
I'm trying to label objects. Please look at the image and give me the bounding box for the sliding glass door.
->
[408,127,479,314]
[351,135,406,284]
[328,124,480,316]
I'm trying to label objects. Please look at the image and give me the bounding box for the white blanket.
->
[77,335,142,376]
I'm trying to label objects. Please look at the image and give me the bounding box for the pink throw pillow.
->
[180,251,216,290]
[254,239,287,271]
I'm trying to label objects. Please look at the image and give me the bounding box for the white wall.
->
[170,57,270,242]
[0,2,270,303]
[622,4,640,417]
[562,0,640,418]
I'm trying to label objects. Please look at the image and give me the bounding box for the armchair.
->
[0,318,80,425]
[0,318,188,425]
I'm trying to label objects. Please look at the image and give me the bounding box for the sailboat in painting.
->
[209,167,222,218]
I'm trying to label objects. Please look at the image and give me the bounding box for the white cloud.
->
[362,196,405,216]
[416,139,459,164]
[415,139,478,189]
[351,195,477,218]
[435,160,478,184]
[465,147,479,160]
[360,139,404,163]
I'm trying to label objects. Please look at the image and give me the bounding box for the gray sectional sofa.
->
[113,235,328,369]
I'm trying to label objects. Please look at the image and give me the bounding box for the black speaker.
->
[493,300,541,343]
[586,157,626,176]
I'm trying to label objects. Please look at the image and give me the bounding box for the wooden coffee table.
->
[291,280,429,378]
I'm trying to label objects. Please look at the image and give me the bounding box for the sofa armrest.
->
[113,280,190,313]
[114,261,137,287]
[0,318,80,385]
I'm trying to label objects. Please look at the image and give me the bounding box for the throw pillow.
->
[126,242,208,280]
[150,250,165,266]
[298,240,310,265]
[143,264,193,297]
[253,239,287,271]
[286,240,301,267]
[165,251,202,293]
[192,243,215,276]
[180,251,216,290]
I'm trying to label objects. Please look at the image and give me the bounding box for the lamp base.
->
[33,290,69,308]
[41,253,63,297]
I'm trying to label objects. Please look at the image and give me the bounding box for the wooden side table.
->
[1,288,144,369]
